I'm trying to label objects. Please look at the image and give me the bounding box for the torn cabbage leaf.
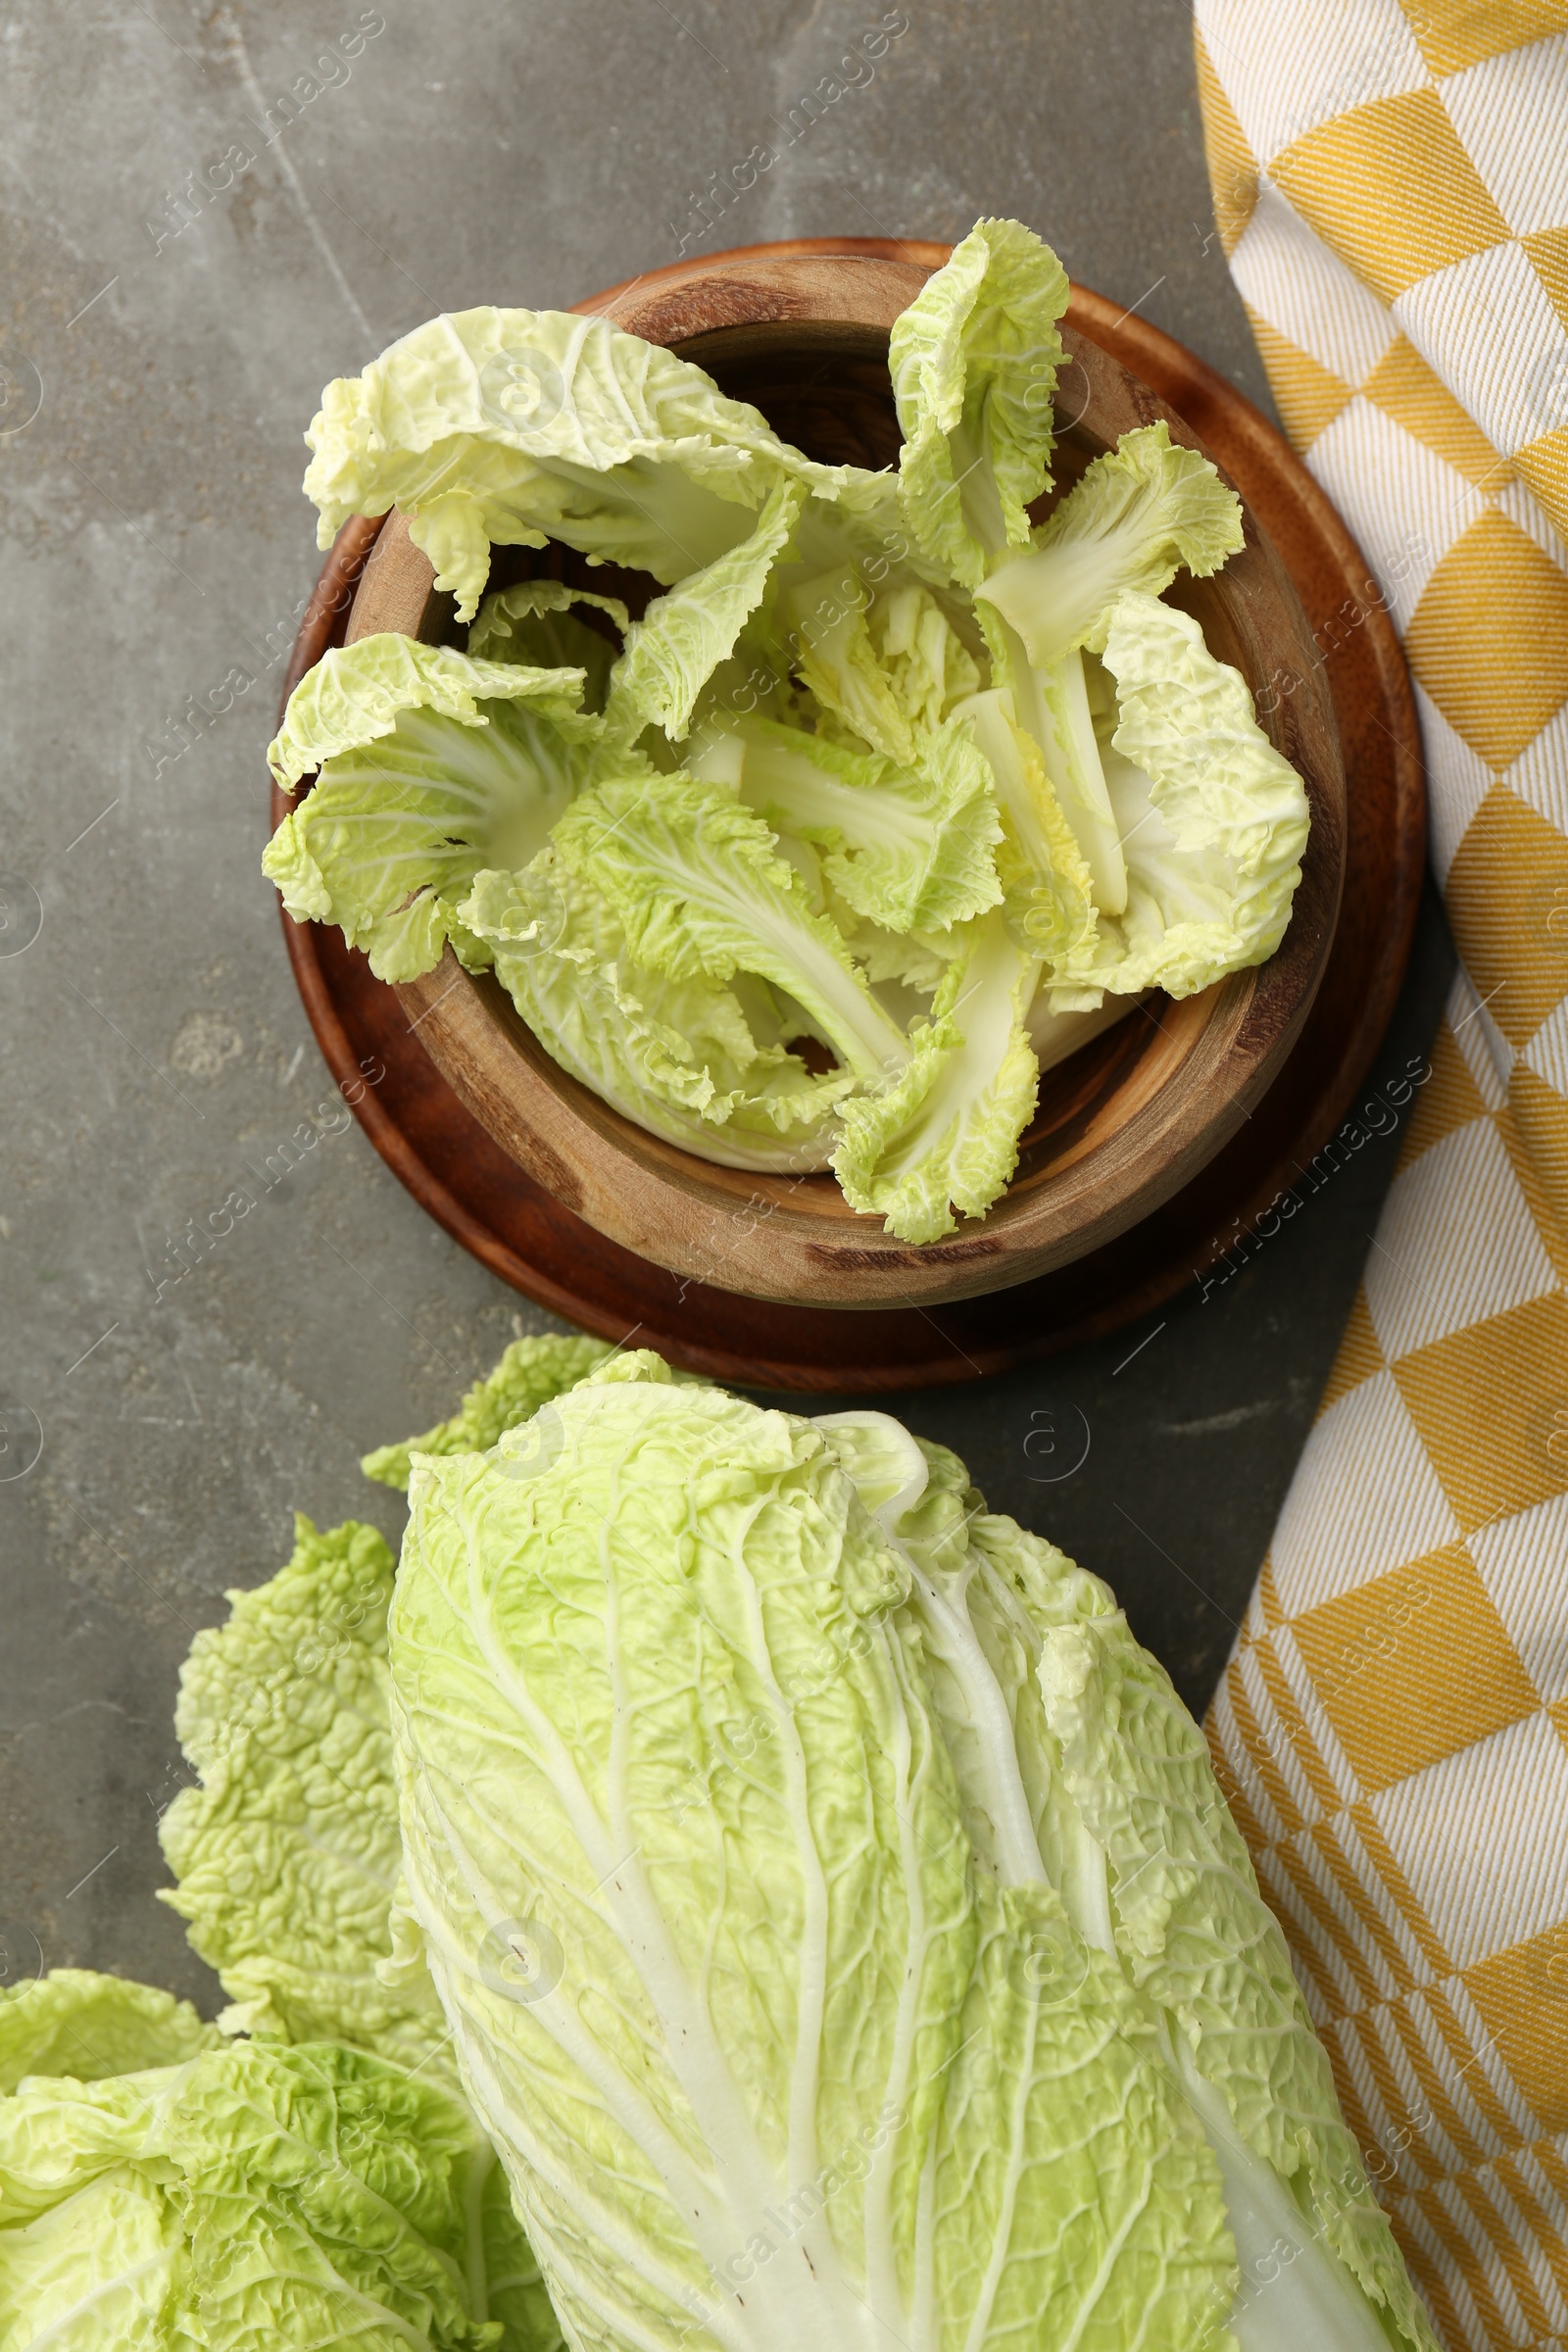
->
[461,857,852,1171]
[868,580,985,732]
[972,425,1244,921]
[777,567,981,766]
[1069,589,1311,1000]
[263,637,608,983]
[387,1356,1437,2352]
[602,474,806,746]
[693,710,1002,935]
[267,634,586,796]
[0,1978,557,2352]
[890,215,1069,585]
[550,769,912,1090]
[467,579,629,713]
[956,684,1097,966]
[976,419,1245,666]
[833,908,1041,1243]
[302,307,859,619]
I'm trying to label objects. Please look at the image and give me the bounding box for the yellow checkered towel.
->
[1192,6,1568,2344]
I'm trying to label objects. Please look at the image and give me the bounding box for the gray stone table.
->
[0,0,1450,2007]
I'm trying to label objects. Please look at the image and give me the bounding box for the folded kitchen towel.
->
[1191,6,1568,2345]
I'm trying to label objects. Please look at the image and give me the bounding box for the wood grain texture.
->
[335,254,1346,1307]
[270,236,1422,1388]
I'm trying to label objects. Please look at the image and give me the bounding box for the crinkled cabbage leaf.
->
[0,1978,555,2352]
[550,770,912,1090]
[157,1513,450,2075]
[833,908,1041,1242]
[263,637,607,983]
[890,216,1069,585]
[462,858,852,1171]
[302,307,860,619]
[387,1355,1436,2352]
[467,580,629,714]
[976,419,1245,666]
[1067,590,1312,1001]
[362,1333,616,1492]
[695,710,1002,935]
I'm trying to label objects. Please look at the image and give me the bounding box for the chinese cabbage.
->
[1079,590,1311,998]
[263,643,609,983]
[461,858,852,1169]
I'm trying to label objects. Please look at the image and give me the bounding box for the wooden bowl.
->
[327,254,1345,1311]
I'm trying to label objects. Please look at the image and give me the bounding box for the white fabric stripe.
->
[1433,2174,1533,2344]
[1276,1823,1397,2013]
[1353,1995,1472,2182]
[1365,1115,1559,1357]
[1237,1638,1327,1826]
[1471,1492,1568,1705]
[1470,2159,1568,2337]
[1446,972,1510,1108]
[1405,1988,1500,2181]
[1196,0,1428,168]
[1252,1838,1375,2019]
[1473,1004,1519,1095]
[1416,1985,1541,2167]
[1242,1578,1272,1646]
[1303,1814,1429,2009]
[1271,1371,1461,1612]
[1438,36,1568,238]
[1336,2004,1410,2141]
[1305,397,1474,627]
[1229,179,1400,385]
[1373,1714,1568,1972]
[1327,1804,1442,1990]
[1415,681,1497,887]
[1512,2144,1568,2260]
[1208,1672,1296,1846]
[1396,240,1568,458]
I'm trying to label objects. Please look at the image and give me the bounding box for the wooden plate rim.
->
[269,237,1424,1386]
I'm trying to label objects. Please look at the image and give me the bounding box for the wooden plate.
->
[272,236,1423,1389]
